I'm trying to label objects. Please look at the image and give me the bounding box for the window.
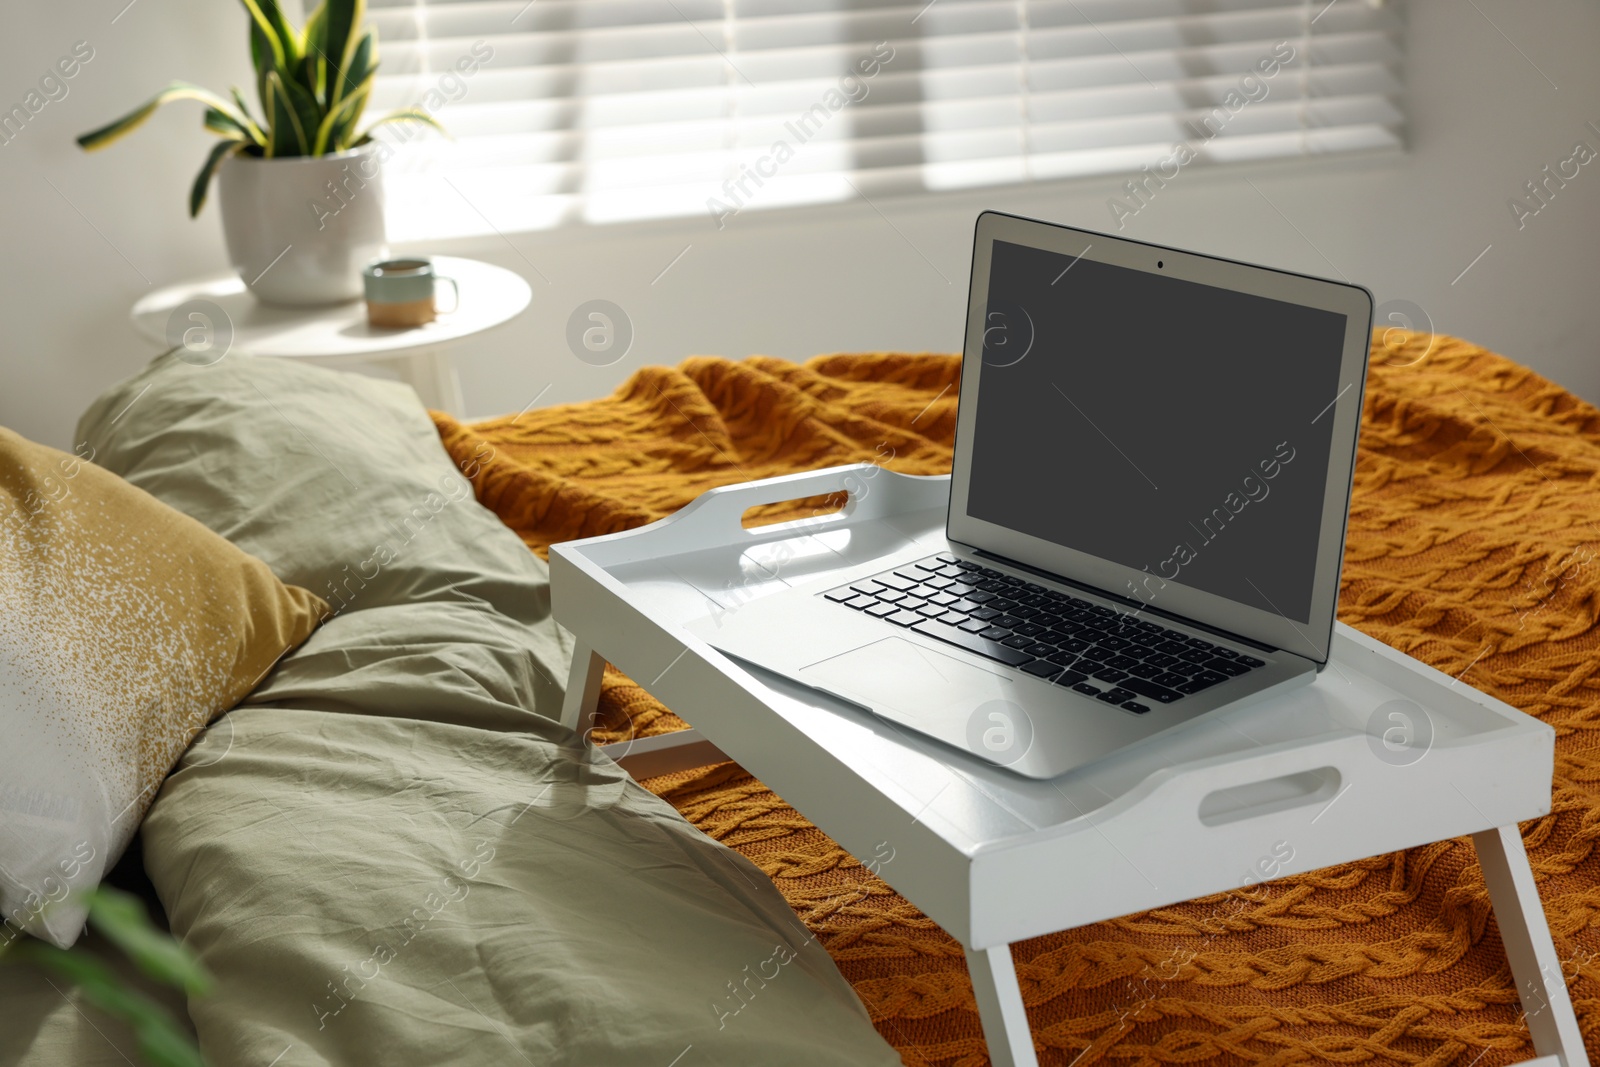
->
[366,0,1404,240]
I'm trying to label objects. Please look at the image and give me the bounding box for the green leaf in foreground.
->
[87,887,212,998]
[11,938,205,1067]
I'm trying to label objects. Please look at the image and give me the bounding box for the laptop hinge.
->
[964,546,1284,657]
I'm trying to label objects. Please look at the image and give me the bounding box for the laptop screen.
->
[965,239,1348,626]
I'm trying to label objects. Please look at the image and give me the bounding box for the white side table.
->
[130,255,531,415]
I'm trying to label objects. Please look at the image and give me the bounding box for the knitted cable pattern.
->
[432,334,1599,1065]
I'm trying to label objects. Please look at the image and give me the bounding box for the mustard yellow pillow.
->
[0,427,327,948]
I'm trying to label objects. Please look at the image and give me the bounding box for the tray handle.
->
[674,464,934,539]
[1136,730,1367,830]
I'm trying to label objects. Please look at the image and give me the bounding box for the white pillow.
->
[0,426,326,948]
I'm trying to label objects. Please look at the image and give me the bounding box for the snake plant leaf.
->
[203,106,265,147]
[240,0,288,78]
[86,888,212,997]
[302,2,329,104]
[352,106,448,147]
[264,70,308,156]
[76,82,254,150]
[343,30,377,100]
[312,69,374,155]
[317,30,376,151]
[203,110,244,141]
[239,0,297,72]
[250,20,278,141]
[328,84,373,153]
[245,0,306,150]
[229,85,256,124]
[312,28,373,154]
[324,0,368,113]
[280,70,324,157]
[225,86,268,152]
[260,0,304,61]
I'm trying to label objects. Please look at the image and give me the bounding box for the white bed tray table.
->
[549,465,1584,1067]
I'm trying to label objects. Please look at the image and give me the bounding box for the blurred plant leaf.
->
[313,81,369,156]
[264,70,308,157]
[239,0,294,73]
[87,888,212,997]
[302,2,329,103]
[203,106,265,147]
[353,106,448,146]
[323,0,368,113]
[9,922,206,1067]
[76,83,254,151]
[190,140,243,217]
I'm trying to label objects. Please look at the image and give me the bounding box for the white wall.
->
[3,0,1598,451]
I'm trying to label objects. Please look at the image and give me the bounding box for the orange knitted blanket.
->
[431,333,1600,1066]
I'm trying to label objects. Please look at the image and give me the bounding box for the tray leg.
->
[561,641,606,735]
[1473,824,1589,1067]
[965,944,1038,1067]
[613,730,729,779]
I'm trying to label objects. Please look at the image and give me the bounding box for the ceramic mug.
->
[362,258,460,328]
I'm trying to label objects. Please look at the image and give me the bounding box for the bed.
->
[4,329,1596,1066]
[430,332,1600,1066]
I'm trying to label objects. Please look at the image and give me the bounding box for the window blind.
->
[364,0,1405,240]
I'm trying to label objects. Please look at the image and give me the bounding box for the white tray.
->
[550,465,1584,1067]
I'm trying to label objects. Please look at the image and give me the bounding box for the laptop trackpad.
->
[799,636,1021,729]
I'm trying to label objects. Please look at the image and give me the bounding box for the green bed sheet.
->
[1,352,898,1066]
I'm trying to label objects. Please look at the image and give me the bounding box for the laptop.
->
[687,211,1374,779]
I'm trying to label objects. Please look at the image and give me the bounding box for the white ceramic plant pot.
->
[216,143,388,306]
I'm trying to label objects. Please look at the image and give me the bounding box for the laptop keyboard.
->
[822,554,1265,714]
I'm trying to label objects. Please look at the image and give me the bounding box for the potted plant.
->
[76,0,441,306]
